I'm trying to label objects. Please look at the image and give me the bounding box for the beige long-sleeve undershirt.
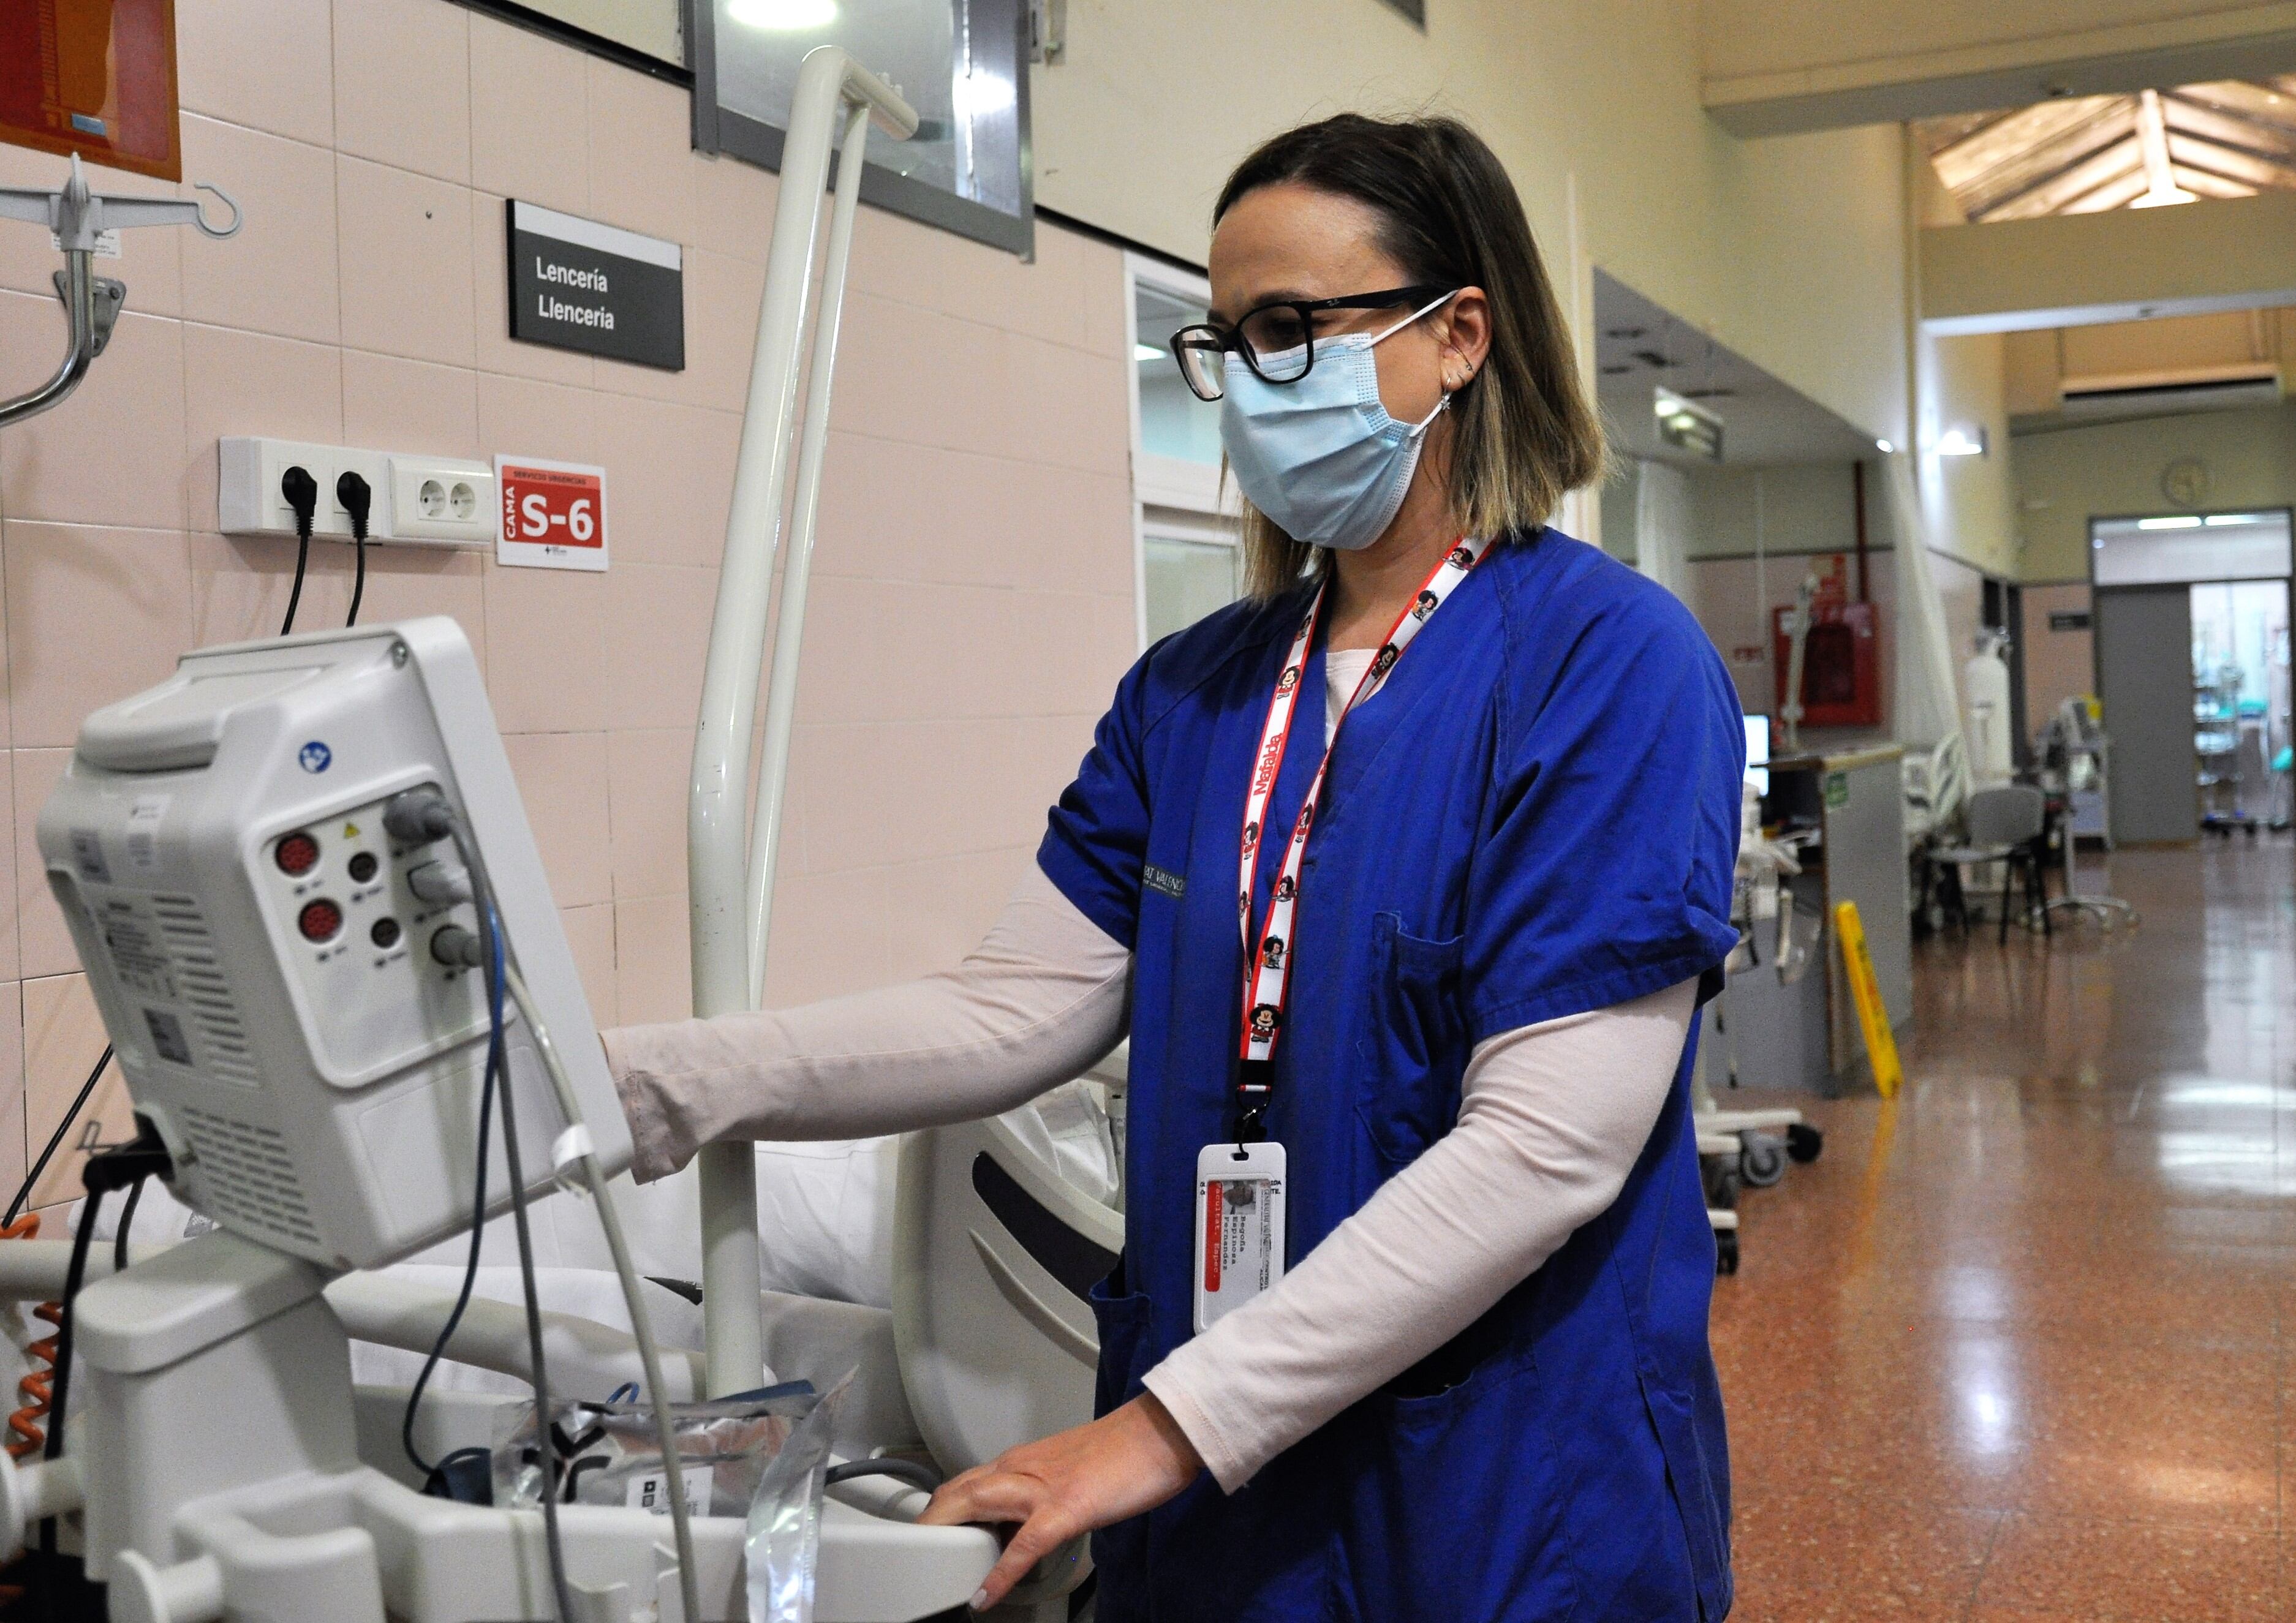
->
[606,653,1695,1491]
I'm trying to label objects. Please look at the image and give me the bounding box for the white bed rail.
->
[688,47,917,1398]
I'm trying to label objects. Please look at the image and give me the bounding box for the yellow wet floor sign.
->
[1834,899,1902,1098]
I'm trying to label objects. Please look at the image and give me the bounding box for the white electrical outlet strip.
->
[219,436,497,549]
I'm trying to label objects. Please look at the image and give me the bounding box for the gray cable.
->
[504,966,704,1623]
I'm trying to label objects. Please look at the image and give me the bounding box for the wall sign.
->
[2047,610,2092,632]
[496,456,608,572]
[507,200,684,371]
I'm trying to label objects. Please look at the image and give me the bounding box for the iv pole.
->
[687,48,917,1398]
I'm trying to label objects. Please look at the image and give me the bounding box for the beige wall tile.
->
[606,728,689,901]
[478,372,597,467]
[338,157,478,369]
[469,15,589,215]
[482,563,611,733]
[560,902,616,1030]
[0,145,185,317]
[755,867,889,1007]
[584,58,696,247]
[21,974,134,1211]
[998,335,1130,476]
[689,151,778,262]
[334,0,472,185]
[0,983,24,1199]
[591,395,738,570]
[0,755,18,982]
[4,524,192,750]
[613,892,692,1025]
[603,565,717,731]
[189,532,346,645]
[183,324,346,535]
[179,116,341,344]
[344,549,487,661]
[472,192,595,388]
[503,731,612,908]
[341,352,482,462]
[828,293,986,450]
[874,849,1025,984]
[12,751,72,982]
[0,301,188,530]
[175,0,336,147]
[591,249,763,413]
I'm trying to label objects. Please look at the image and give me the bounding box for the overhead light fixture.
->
[1875,439,1895,454]
[2203,513,2260,527]
[1134,343,1163,362]
[1935,426,1988,458]
[727,0,839,29]
[2136,515,2203,530]
[1653,386,1722,462]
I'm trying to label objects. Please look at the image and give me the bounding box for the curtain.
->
[1632,458,1693,606]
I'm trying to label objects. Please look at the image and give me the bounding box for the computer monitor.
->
[38,618,630,1271]
[1743,713,1771,798]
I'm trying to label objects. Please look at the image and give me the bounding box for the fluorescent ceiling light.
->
[2137,516,2203,530]
[1935,427,1987,458]
[1135,343,1163,362]
[2203,513,2263,526]
[728,0,838,29]
[1875,439,1894,454]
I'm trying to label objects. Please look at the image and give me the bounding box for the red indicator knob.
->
[298,899,343,942]
[275,832,320,876]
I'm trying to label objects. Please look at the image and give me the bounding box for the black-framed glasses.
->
[1168,284,1452,402]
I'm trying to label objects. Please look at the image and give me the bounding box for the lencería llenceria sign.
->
[507,200,684,371]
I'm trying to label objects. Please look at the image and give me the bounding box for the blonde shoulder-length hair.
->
[1214,113,1607,598]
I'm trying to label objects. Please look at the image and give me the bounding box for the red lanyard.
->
[1232,535,1487,1137]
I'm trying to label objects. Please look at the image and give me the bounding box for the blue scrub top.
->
[1039,527,1745,1622]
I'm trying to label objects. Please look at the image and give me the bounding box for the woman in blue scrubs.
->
[613,110,1743,1620]
[920,111,1744,1618]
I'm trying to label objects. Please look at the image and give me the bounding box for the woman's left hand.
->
[917,1392,1204,1611]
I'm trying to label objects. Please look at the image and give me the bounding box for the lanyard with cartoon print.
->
[1229,533,1487,1142]
[1194,533,1485,1333]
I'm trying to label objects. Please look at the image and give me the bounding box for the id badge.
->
[1193,1140,1287,1332]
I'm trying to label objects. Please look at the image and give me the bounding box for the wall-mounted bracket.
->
[0,154,244,429]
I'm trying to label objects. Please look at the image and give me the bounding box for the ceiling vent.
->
[2058,366,2281,421]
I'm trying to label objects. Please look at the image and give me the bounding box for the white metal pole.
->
[687,48,914,1399]
[746,98,872,1009]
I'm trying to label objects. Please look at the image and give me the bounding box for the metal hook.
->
[190,181,241,239]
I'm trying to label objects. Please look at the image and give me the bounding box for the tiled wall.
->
[0,0,1138,1209]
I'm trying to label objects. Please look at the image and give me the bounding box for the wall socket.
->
[219,437,495,549]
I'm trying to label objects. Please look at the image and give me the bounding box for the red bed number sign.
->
[495,456,608,572]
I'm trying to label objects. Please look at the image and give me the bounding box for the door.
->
[2096,585,2197,843]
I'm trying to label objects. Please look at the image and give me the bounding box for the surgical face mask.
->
[1219,292,1456,552]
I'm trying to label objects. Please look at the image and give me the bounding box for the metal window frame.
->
[688,0,1035,258]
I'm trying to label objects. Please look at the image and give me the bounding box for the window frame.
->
[1127,252,1239,649]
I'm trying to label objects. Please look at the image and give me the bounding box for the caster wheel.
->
[1786,1123,1824,1163]
[1702,1160,1740,1209]
[1715,1232,1739,1275]
[1739,1134,1786,1189]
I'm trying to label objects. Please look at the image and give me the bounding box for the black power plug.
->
[338,470,375,628]
[279,465,320,636]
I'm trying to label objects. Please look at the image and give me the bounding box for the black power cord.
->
[339,470,374,628]
[279,465,319,637]
[4,1045,113,1229]
[40,1127,172,1612]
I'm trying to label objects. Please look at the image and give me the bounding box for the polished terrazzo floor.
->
[1709,837,2296,1621]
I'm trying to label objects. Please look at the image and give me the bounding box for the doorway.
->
[2089,511,2294,843]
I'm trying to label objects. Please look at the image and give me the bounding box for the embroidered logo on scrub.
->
[1143,864,1187,899]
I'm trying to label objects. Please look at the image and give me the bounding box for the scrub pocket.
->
[1086,1267,1156,1611]
[1334,1342,1579,1622]
[1357,913,1469,1169]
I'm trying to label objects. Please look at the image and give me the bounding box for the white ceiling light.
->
[728,0,839,30]
[2203,513,2262,526]
[2137,515,2203,530]
[1935,426,1988,458]
[1875,438,1895,454]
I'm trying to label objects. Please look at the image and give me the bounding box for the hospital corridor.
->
[1,2,2295,1621]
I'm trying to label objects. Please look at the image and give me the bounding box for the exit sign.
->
[495,456,608,571]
